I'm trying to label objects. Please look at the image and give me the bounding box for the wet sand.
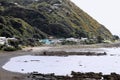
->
[0,47,51,80]
[0,51,29,80]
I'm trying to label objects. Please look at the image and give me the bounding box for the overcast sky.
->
[71,0,120,36]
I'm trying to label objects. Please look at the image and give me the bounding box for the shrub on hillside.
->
[61,40,77,45]
[2,46,17,51]
[0,44,4,50]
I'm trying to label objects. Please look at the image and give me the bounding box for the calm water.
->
[2,48,120,75]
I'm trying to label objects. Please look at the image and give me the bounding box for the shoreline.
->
[0,51,31,80]
[0,45,120,80]
[0,46,53,80]
[26,71,120,80]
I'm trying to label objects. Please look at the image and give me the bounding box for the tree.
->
[113,35,119,40]
[8,39,19,48]
[97,36,104,43]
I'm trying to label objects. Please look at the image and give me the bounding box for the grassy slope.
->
[0,0,113,39]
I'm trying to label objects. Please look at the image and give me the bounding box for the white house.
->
[7,38,17,41]
[0,37,7,45]
[81,37,88,41]
[51,39,63,44]
[0,37,17,45]
[66,37,79,42]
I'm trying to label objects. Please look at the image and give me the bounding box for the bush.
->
[2,46,17,51]
[97,36,104,43]
[0,44,4,50]
[61,40,77,45]
[84,39,97,44]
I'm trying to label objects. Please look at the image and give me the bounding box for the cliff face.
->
[0,0,113,39]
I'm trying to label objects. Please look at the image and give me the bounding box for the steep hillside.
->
[0,0,113,39]
[0,16,47,38]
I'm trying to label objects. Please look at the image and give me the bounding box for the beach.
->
[0,52,25,80]
[0,44,120,80]
[0,47,51,80]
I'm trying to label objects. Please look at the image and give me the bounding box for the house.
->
[0,37,18,45]
[39,39,53,45]
[7,38,17,41]
[66,37,79,42]
[81,37,88,41]
[0,37,7,45]
[51,39,63,44]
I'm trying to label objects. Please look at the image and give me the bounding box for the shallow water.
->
[2,48,120,75]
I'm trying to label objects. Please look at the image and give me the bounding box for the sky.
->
[71,0,120,36]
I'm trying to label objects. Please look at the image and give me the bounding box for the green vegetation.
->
[97,36,104,43]
[2,46,17,51]
[61,40,77,45]
[0,0,113,46]
[83,39,96,44]
[113,35,119,40]
[0,44,4,50]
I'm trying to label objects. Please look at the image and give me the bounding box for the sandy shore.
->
[0,51,30,80]
[0,47,51,80]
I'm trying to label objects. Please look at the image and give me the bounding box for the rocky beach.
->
[0,43,120,80]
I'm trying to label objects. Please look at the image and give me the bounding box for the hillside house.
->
[0,37,6,45]
[66,37,79,42]
[51,39,64,44]
[0,37,17,45]
[39,39,53,45]
[81,37,88,41]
